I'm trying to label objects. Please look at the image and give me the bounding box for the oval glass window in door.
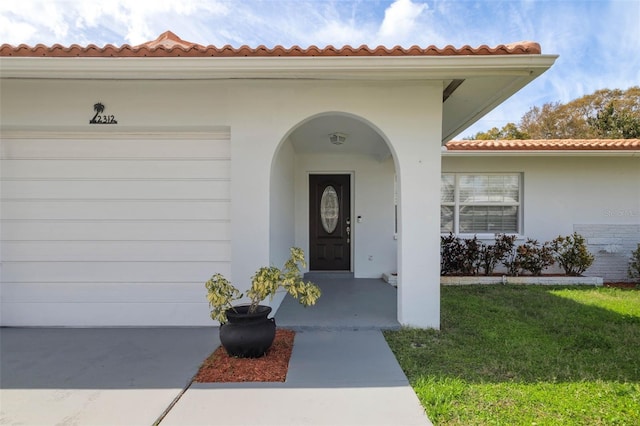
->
[320,186,339,233]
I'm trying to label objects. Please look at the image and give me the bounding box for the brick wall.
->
[574,224,640,282]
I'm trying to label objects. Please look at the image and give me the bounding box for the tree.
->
[467,122,529,140]
[468,87,640,139]
[587,102,640,138]
[519,101,587,139]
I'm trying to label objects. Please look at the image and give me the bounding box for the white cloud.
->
[0,16,37,45]
[378,0,428,45]
[74,0,230,45]
[0,0,231,46]
[0,0,71,45]
[311,20,370,47]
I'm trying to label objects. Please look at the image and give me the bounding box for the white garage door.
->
[0,130,231,326]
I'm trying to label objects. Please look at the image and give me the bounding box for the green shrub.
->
[461,236,483,275]
[440,233,465,275]
[442,234,518,276]
[505,239,555,276]
[440,234,490,276]
[629,243,640,282]
[442,234,559,277]
[551,232,595,276]
[503,242,522,276]
[480,234,517,276]
[440,233,495,276]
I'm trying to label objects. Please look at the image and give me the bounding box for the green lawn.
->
[384,285,640,425]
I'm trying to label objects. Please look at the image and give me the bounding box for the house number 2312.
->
[89,102,118,124]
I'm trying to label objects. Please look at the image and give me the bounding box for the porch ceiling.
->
[288,114,390,161]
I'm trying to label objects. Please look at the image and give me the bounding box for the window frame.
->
[441,172,523,236]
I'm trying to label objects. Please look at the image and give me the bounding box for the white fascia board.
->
[441,150,640,157]
[0,54,558,80]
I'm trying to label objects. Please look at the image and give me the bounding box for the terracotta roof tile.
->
[445,139,640,151]
[0,31,542,58]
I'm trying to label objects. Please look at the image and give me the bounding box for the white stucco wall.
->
[442,155,640,280]
[2,77,444,327]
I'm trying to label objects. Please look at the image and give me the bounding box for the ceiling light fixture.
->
[328,132,347,145]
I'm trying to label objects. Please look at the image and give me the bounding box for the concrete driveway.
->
[0,327,217,425]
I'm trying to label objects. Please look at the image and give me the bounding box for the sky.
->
[1,0,639,138]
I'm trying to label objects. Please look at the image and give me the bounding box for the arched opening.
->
[270,112,400,328]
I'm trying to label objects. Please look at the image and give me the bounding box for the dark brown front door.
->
[309,174,351,271]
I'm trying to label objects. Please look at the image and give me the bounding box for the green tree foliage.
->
[468,122,530,140]
[468,87,640,139]
[587,102,640,138]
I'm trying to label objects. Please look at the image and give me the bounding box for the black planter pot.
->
[219,305,276,358]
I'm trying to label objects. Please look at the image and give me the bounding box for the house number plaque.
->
[89,102,118,124]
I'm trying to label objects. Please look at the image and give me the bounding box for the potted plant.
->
[205,247,321,358]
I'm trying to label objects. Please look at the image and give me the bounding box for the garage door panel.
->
[2,180,230,200]
[1,138,230,159]
[2,159,230,179]
[2,241,231,262]
[3,200,230,220]
[1,282,212,303]
[0,302,213,326]
[1,220,230,241]
[2,261,229,283]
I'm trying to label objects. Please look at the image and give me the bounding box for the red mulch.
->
[194,329,295,383]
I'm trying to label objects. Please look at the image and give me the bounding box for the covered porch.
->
[275,275,400,330]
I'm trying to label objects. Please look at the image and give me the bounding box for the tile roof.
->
[445,139,640,151]
[0,30,542,58]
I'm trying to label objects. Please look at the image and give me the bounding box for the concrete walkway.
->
[1,279,432,425]
[162,330,430,425]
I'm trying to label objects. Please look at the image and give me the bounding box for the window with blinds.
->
[441,173,521,234]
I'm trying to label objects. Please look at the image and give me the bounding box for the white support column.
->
[396,151,441,328]
[392,85,442,329]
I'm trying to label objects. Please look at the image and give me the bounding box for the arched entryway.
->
[269,112,400,328]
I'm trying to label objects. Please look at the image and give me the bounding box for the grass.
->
[384,285,640,425]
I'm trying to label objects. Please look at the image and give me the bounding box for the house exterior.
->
[0,31,558,327]
[443,139,640,281]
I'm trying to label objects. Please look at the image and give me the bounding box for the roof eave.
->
[440,55,557,142]
[442,150,640,157]
[0,54,557,80]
